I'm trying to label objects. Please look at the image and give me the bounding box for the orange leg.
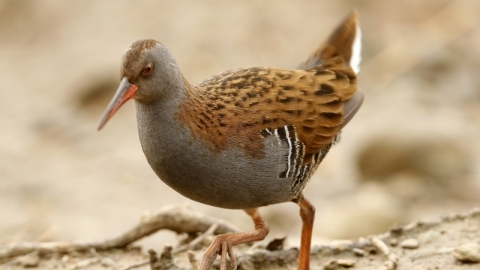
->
[294,194,315,270]
[198,208,269,270]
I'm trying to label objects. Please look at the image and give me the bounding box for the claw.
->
[198,236,237,270]
[228,244,237,270]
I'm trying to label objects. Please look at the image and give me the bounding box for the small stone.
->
[61,255,69,263]
[73,258,100,269]
[323,261,339,270]
[400,238,419,249]
[337,259,355,267]
[324,259,356,269]
[100,257,116,267]
[353,248,365,257]
[452,243,480,263]
[389,238,398,246]
[389,225,403,235]
[265,237,286,251]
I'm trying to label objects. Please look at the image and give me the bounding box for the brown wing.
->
[176,60,355,159]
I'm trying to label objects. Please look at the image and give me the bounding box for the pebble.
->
[400,238,419,249]
[323,259,356,270]
[265,237,286,251]
[452,243,480,263]
[353,248,365,257]
[100,257,116,267]
[337,259,356,267]
[389,238,398,246]
[61,255,70,263]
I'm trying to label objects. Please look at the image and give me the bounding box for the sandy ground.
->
[2,207,480,269]
[1,0,480,255]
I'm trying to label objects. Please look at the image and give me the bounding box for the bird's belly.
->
[145,138,295,209]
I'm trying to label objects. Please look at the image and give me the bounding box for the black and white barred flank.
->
[261,125,335,194]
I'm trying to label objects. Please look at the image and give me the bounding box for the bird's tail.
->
[298,11,363,128]
[298,11,362,74]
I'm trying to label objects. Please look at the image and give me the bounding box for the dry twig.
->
[0,205,240,259]
[370,236,398,270]
[173,223,218,254]
[120,221,220,270]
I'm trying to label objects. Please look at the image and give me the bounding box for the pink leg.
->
[198,208,269,270]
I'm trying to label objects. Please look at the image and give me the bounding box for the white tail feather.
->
[350,24,362,74]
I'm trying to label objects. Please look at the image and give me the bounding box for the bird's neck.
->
[134,78,212,191]
[135,76,199,127]
[134,77,200,162]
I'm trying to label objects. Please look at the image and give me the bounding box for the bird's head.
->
[97,39,182,130]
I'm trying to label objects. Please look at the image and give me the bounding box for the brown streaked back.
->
[176,59,356,161]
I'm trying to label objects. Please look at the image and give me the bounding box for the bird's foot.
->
[197,209,268,270]
[198,234,237,270]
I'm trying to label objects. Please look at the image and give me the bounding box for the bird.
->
[98,11,363,270]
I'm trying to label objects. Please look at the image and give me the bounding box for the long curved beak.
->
[97,77,138,131]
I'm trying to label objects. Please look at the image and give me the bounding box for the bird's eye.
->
[143,64,154,75]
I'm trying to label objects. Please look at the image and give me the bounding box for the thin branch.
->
[0,205,240,259]
[370,236,398,270]
[173,223,218,254]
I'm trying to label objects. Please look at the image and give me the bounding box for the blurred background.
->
[1,0,479,250]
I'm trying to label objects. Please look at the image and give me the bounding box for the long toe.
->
[228,244,237,270]
[220,242,228,270]
[198,246,218,270]
[199,236,238,270]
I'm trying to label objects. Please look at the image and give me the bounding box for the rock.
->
[100,257,116,267]
[400,238,419,249]
[324,259,356,269]
[357,138,470,182]
[389,238,398,246]
[452,243,480,263]
[353,248,365,257]
[337,259,356,267]
[265,237,286,251]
